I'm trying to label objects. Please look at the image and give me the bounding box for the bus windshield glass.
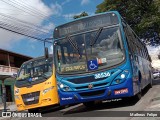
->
[17,57,52,81]
[54,26,125,74]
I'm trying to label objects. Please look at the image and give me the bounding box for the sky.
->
[0,0,103,57]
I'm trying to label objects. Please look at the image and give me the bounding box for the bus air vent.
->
[75,82,108,90]
[21,91,40,105]
[79,89,105,98]
[67,76,109,84]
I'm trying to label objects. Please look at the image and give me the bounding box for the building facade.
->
[0,49,32,103]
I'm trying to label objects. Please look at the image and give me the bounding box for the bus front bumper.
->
[15,97,59,111]
[58,78,134,106]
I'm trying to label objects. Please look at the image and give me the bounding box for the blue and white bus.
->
[53,11,153,107]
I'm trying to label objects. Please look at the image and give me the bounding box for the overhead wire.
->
[0,24,51,42]
[0,20,49,37]
[13,0,51,20]
[0,18,49,34]
[0,0,54,43]
[21,0,63,21]
[0,21,43,37]
[0,13,52,32]
[0,15,53,42]
[0,0,47,21]
[0,24,53,43]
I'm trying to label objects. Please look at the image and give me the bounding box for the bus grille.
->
[75,82,108,90]
[22,91,40,105]
[79,89,105,98]
[67,76,108,84]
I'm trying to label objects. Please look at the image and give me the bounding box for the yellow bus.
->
[14,55,59,112]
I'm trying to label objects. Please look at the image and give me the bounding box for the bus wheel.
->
[60,105,68,109]
[149,79,153,88]
[83,101,95,108]
[149,72,153,88]
[28,108,39,113]
[135,83,142,100]
[136,91,142,100]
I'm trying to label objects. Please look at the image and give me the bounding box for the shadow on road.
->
[38,105,64,114]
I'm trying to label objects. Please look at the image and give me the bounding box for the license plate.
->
[26,97,35,102]
[114,88,128,95]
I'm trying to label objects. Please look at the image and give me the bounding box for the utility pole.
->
[2,79,6,112]
[43,38,53,48]
[1,76,10,112]
[43,38,53,58]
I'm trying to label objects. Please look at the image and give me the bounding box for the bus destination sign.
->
[54,12,118,38]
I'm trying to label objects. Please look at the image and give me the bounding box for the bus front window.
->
[54,26,125,74]
[55,36,87,74]
[17,57,52,81]
[86,27,124,69]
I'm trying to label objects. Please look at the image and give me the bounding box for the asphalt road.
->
[13,78,160,120]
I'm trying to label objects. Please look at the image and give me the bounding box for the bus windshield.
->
[17,57,52,81]
[54,26,125,74]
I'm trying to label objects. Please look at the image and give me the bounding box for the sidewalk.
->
[0,102,17,111]
[0,102,17,120]
[130,82,160,120]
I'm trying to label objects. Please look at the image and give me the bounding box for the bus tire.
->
[149,72,153,88]
[60,105,68,109]
[136,91,142,100]
[135,82,142,100]
[28,108,40,113]
[83,101,95,108]
[149,79,153,88]
[135,72,142,100]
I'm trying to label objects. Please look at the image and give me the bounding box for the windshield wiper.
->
[66,35,81,57]
[90,27,103,46]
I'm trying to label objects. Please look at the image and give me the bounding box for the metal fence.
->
[0,65,19,73]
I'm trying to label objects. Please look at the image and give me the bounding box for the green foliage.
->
[96,0,160,44]
[73,12,88,19]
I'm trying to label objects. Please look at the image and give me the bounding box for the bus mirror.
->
[45,47,49,58]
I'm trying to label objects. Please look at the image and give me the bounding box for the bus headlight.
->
[111,70,129,85]
[42,86,54,95]
[60,84,64,89]
[57,82,72,91]
[121,74,125,79]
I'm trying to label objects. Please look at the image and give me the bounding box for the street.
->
[11,78,160,120]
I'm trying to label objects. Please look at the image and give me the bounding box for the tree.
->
[96,0,160,46]
[73,12,88,19]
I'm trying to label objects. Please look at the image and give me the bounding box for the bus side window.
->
[123,26,132,54]
[19,69,25,78]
